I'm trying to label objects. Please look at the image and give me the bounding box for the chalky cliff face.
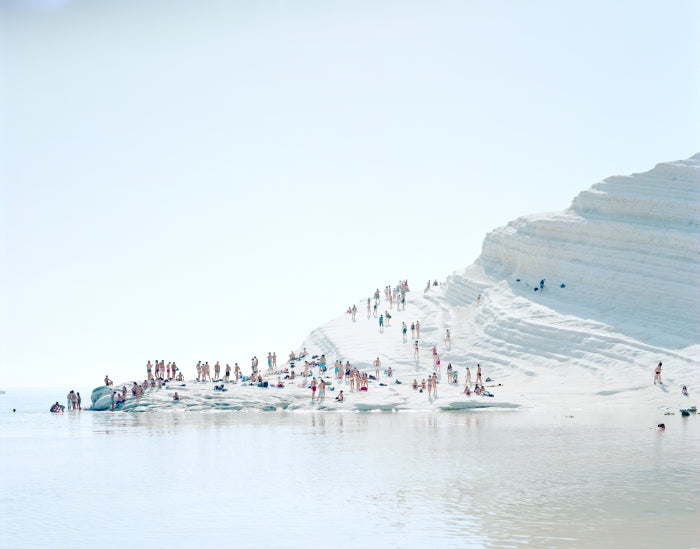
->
[473,154,700,349]
[305,154,700,403]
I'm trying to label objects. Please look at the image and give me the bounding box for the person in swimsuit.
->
[654,362,662,384]
[335,390,344,402]
[311,377,317,401]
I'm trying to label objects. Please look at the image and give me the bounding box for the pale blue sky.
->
[1,0,698,388]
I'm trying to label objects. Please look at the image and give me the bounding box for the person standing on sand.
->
[414,341,420,359]
[432,373,438,398]
[311,377,318,401]
[379,314,384,333]
[76,392,81,411]
[234,363,240,382]
[476,364,482,385]
[214,361,221,381]
[654,362,662,384]
[415,321,421,338]
[445,329,451,347]
[225,364,231,382]
[374,357,381,379]
[411,322,416,339]
[402,322,408,342]
[466,367,472,388]
[318,380,326,402]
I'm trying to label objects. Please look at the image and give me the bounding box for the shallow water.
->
[1,390,698,548]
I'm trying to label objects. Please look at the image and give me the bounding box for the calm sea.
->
[1,389,698,549]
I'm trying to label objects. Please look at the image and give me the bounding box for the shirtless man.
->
[272,352,277,369]
[415,321,421,338]
[214,361,221,381]
[267,353,273,372]
[234,363,240,382]
[374,357,381,379]
[466,367,472,388]
[146,361,153,381]
[195,361,202,382]
[311,377,318,401]
[225,364,231,382]
[104,375,113,386]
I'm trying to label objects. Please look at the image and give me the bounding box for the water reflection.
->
[5,408,697,548]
